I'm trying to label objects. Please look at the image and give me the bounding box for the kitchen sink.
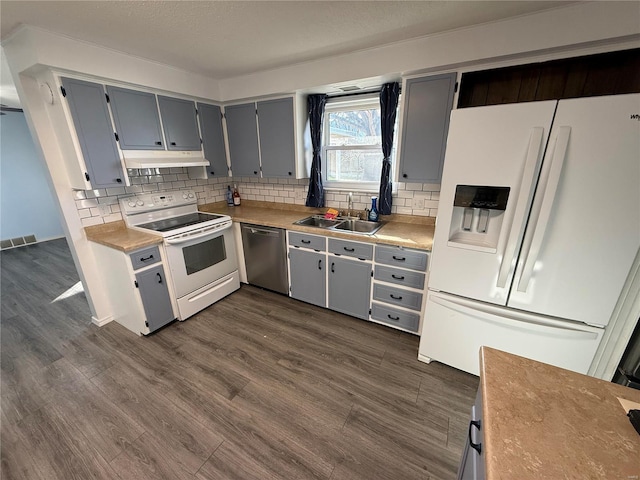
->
[333,219,384,235]
[294,216,343,228]
[293,215,385,236]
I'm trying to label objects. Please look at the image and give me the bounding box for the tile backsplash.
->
[74,168,439,227]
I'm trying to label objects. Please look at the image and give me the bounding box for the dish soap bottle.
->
[233,184,241,206]
[226,185,234,206]
[368,196,379,222]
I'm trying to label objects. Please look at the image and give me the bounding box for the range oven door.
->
[164,223,238,299]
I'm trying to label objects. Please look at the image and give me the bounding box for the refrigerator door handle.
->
[496,127,545,288]
[515,126,571,293]
[430,293,599,337]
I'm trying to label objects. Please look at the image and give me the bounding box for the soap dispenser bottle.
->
[226,185,234,206]
[368,196,379,222]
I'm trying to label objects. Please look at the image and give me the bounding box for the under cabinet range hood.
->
[122,150,210,169]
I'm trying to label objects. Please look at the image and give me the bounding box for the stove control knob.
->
[127,201,136,208]
[188,193,195,199]
[136,200,144,207]
[182,193,189,199]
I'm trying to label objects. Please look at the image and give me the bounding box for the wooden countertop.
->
[84,201,435,252]
[200,201,435,250]
[480,346,640,480]
[84,220,162,253]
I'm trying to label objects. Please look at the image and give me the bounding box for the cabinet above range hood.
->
[123,150,210,169]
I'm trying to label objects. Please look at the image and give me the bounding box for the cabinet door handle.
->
[387,314,400,321]
[157,272,163,284]
[392,255,406,261]
[140,255,154,262]
[331,262,335,273]
[391,274,405,280]
[155,141,162,146]
[343,247,355,252]
[318,259,322,270]
[468,420,482,455]
[170,142,177,146]
[301,239,311,244]
[390,294,403,300]
[115,178,122,183]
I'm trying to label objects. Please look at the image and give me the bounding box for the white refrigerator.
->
[418,94,640,376]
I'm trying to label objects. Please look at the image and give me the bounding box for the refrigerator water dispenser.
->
[447,185,510,253]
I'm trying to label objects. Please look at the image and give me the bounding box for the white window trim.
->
[321,93,397,192]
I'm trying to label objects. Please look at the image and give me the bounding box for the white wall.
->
[0,111,63,242]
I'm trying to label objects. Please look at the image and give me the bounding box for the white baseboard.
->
[91,315,113,327]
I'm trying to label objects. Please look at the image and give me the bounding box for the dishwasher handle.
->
[242,225,282,237]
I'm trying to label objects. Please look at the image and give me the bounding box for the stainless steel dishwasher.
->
[240,223,289,295]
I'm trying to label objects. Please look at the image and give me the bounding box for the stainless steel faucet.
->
[347,192,353,218]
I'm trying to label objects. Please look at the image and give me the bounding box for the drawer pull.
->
[318,259,322,270]
[390,294,403,300]
[468,420,482,455]
[343,247,355,252]
[301,239,311,244]
[387,314,400,321]
[391,274,405,280]
[392,255,406,261]
[139,255,154,262]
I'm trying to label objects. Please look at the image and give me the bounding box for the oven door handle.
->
[165,223,230,245]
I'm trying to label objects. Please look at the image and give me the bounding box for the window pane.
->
[326,149,383,182]
[328,108,381,146]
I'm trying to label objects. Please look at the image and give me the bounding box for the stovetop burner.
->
[137,212,225,233]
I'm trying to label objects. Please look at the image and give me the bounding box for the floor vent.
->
[1,235,37,250]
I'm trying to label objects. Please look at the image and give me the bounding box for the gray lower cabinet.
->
[225,103,261,177]
[328,256,372,320]
[398,73,456,183]
[289,248,326,308]
[107,85,165,150]
[157,96,201,150]
[135,264,175,333]
[258,97,296,178]
[457,388,485,480]
[61,77,124,188]
[198,103,228,178]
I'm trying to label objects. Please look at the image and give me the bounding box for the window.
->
[322,94,397,190]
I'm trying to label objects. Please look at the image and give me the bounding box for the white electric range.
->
[120,190,240,320]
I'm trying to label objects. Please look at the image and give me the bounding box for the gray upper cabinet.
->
[398,73,456,183]
[258,98,296,178]
[328,256,372,320]
[135,264,175,333]
[225,103,261,177]
[157,96,201,151]
[61,77,124,188]
[107,86,164,150]
[289,248,326,308]
[198,103,228,178]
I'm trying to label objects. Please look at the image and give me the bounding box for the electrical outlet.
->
[412,195,427,210]
[97,204,111,216]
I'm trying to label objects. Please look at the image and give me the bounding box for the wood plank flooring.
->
[1,238,479,480]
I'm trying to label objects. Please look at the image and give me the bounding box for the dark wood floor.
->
[1,238,478,480]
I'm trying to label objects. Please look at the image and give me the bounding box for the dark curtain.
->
[378,82,400,215]
[305,94,328,207]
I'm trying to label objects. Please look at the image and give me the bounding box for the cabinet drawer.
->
[374,265,425,290]
[375,245,428,271]
[288,232,326,251]
[373,283,423,311]
[328,238,373,260]
[129,246,161,270]
[371,303,420,333]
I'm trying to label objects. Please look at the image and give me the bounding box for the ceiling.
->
[0,1,575,107]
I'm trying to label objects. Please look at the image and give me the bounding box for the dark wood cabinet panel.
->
[459,48,640,108]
